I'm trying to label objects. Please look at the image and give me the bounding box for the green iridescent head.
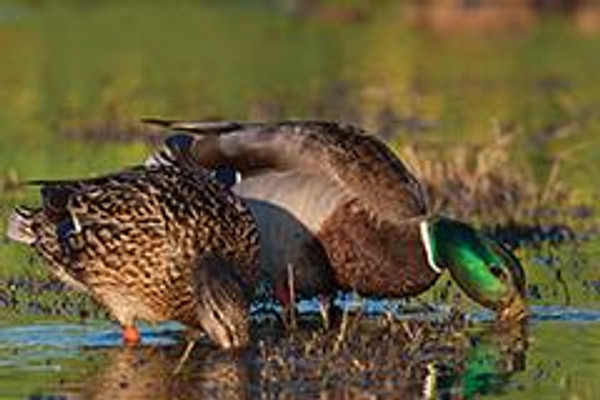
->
[427,217,527,322]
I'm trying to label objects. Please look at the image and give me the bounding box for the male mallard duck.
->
[6,152,259,348]
[144,119,527,323]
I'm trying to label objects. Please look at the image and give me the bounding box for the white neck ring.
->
[419,220,442,274]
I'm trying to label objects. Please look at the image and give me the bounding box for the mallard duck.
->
[6,152,260,348]
[144,119,527,323]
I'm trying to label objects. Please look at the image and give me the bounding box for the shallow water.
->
[0,306,599,399]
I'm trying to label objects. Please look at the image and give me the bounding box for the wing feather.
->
[145,119,428,223]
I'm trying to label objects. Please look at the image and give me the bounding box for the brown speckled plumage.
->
[144,119,439,300]
[7,156,259,348]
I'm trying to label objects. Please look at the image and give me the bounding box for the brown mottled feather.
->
[7,158,259,348]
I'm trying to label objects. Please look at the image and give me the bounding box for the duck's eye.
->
[490,265,507,281]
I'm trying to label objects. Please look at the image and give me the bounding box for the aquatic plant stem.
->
[173,340,196,375]
[333,292,361,354]
[287,263,297,331]
[318,294,331,330]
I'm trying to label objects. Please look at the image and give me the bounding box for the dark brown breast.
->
[317,200,440,297]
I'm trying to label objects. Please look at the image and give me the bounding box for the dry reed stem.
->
[287,263,297,331]
[400,134,572,224]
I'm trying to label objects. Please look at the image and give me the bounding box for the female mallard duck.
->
[144,119,527,323]
[6,152,259,348]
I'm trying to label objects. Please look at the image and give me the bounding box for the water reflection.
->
[50,320,527,399]
[61,345,251,400]
[437,325,527,400]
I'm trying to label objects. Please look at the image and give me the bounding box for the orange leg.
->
[274,283,292,308]
[274,283,297,330]
[122,325,141,346]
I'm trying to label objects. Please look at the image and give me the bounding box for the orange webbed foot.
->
[122,325,141,346]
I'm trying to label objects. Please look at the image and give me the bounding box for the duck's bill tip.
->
[497,295,529,324]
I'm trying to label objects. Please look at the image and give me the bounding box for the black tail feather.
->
[141,117,246,135]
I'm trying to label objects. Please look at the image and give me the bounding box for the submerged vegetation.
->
[15,313,526,399]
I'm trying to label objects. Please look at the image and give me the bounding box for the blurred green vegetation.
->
[0,2,597,179]
[0,1,597,273]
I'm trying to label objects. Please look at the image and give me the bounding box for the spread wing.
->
[143,119,428,224]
